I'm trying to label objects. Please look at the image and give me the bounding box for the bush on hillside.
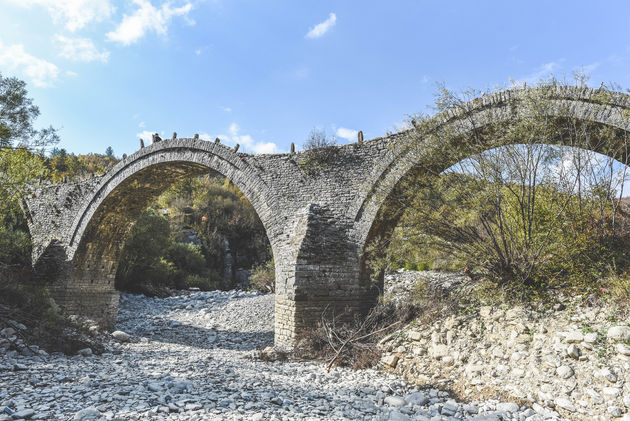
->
[249,259,275,292]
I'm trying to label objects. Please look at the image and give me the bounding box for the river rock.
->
[608,326,630,341]
[384,396,407,407]
[617,343,630,356]
[73,407,101,420]
[11,409,35,419]
[556,365,574,379]
[555,398,575,412]
[77,348,92,357]
[382,354,399,368]
[111,330,130,342]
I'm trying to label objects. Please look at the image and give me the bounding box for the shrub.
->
[605,273,630,305]
[183,274,211,290]
[249,259,275,292]
[404,262,416,271]
[294,300,419,370]
[299,129,338,175]
[416,262,430,271]
[166,243,207,275]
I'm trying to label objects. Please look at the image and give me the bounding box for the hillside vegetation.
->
[115,175,273,295]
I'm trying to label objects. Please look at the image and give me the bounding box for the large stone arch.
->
[350,86,630,289]
[37,139,278,329]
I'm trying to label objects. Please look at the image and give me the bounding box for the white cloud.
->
[305,13,336,39]
[106,0,193,46]
[136,124,279,153]
[55,35,110,63]
[0,41,59,88]
[199,123,279,154]
[138,121,145,128]
[228,122,239,136]
[335,127,357,141]
[512,61,562,86]
[65,70,78,77]
[578,62,600,74]
[194,48,202,55]
[136,130,157,144]
[220,106,232,112]
[9,0,114,32]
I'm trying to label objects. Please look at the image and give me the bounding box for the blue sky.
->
[1,0,630,156]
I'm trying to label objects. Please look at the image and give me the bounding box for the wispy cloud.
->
[576,62,600,74]
[138,121,145,128]
[219,106,232,113]
[512,61,562,85]
[55,35,110,63]
[107,0,193,46]
[335,127,357,142]
[305,13,337,39]
[9,0,114,32]
[0,41,59,87]
[201,123,279,154]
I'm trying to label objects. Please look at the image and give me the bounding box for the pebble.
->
[555,398,576,412]
[556,365,574,379]
[76,348,92,357]
[73,407,101,420]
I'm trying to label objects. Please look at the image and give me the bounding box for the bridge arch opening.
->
[50,147,278,332]
[114,173,273,296]
[357,87,630,304]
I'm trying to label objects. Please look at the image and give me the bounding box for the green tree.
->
[115,209,172,292]
[0,73,57,148]
[105,146,114,158]
[0,73,58,268]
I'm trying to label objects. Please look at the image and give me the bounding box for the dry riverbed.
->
[1,286,571,420]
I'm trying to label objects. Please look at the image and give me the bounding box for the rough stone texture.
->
[21,86,630,348]
[381,271,630,421]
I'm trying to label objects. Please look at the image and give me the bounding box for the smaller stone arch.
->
[36,138,278,328]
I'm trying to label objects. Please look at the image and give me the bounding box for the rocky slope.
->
[380,271,630,421]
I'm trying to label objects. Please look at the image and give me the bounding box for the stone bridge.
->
[22,86,630,348]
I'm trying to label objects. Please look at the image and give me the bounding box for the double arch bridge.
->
[23,86,630,348]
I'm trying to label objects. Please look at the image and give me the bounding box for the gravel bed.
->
[1,288,555,420]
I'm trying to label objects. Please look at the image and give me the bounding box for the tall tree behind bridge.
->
[0,73,58,266]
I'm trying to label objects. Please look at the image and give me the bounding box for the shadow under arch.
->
[47,140,278,329]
